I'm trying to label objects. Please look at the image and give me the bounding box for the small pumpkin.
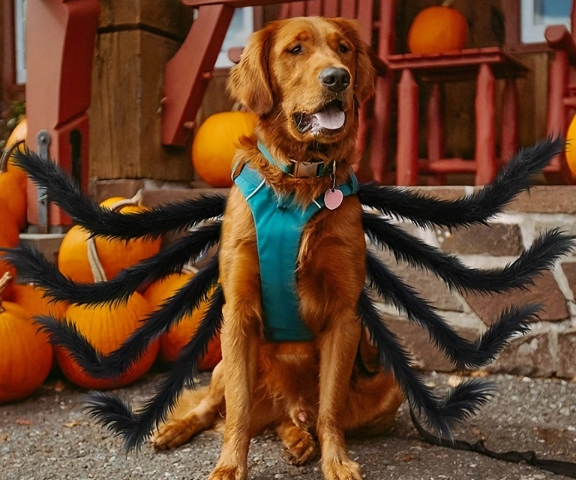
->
[566,115,576,177]
[0,140,27,230]
[58,191,162,282]
[4,118,27,182]
[144,271,222,370]
[7,283,68,319]
[192,111,258,188]
[0,199,19,299]
[0,273,54,403]
[408,2,468,55]
[55,236,158,389]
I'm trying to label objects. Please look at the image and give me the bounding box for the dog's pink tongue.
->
[312,105,345,131]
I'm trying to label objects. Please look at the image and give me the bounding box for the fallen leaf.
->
[0,434,8,441]
[403,454,413,463]
[54,381,66,392]
[64,420,80,428]
[15,419,32,426]
[469,370,489,378]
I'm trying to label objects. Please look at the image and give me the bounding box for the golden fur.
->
[152,17,403,480]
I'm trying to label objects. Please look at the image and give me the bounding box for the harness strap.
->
[233,161,358,342]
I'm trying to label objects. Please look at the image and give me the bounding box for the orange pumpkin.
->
[0,140,27,230]
[192,111,258,188]
[58,192,162,282]
[144,272,222,370]
[7,283,68,319]
[0,199,19,299]
[56,292,159,389]
[0,273,53,403]
[408,5,468,55]
[4,118,27,182]
[566,115,576,177]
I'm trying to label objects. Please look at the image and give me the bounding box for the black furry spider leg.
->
[363,212,575,294]
[357,290,495,438]
[358,137,563,229]
[36,256,220,379]
[85,286,225,451]
[1,223,221,306]
[12,149,226,241]
[365,250,540,369]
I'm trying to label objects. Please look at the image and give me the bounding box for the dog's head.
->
[229,17,375,146]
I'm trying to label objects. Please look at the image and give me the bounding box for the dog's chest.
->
[232,164,361,341]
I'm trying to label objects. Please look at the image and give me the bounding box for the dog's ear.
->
[330,18,376,104]
[228,24,275,116]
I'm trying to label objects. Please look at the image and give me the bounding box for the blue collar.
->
[257,141,330,178]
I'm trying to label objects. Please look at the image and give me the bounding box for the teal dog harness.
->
[233,143,359,342]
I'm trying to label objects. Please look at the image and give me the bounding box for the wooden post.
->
[475,64,496,185]
[427,83,445,184]
[396,69,419,186]
[500,78,519,164]
[370,0,396,183]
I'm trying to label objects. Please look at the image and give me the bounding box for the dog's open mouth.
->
[293,100,346,134]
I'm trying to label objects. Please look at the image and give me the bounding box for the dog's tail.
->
[358,136,563,229]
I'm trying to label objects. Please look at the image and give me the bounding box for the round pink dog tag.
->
[324,189,343,210]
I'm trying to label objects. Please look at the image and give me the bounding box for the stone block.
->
[437,223,523,256]
[561,263,576,299]
[487,332,554,377]
[383,312,479,372]
[507,186,576,213]
[374,249,467,312]
[465,271,569,323]
[557,330,576,379]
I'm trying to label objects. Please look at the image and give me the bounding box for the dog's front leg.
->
[208,301,261,480]
[317,311,363,480]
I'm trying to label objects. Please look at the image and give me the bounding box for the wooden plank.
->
[323,0,339,17]
[162,4,234,146]
[356,0,374,43]
[340,0,357,19]
[91,29,192,180]
[306,0,322,16]
[291,2,306,17]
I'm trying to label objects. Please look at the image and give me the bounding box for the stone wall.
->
[380,186,576,379]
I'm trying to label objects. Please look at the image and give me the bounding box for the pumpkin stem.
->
[109,189,143,212]
[87,237,108,283]
[0,272,13,312]
[182,263,199,275]
[0,140,25,174]
[442,0,456,7]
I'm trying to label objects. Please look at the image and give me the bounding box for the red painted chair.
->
[388,49,528,185]
[25,0,99,231]
[545,7,576,183]
[162,0,396,183]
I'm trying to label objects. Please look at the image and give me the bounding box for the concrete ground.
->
[1,370,576,480]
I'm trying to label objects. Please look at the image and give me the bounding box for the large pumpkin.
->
[0,273,53,403]
[144,272,222,370]
[192,111,258,188]
[0,140,27,230]
[7,283,68,319]
[408,4,468,55]
[56,292,159,390]
[4,118,27,182]
[58,192,162,282]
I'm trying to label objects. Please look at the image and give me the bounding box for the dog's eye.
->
[339,44,349,54]
[288,45,303,55]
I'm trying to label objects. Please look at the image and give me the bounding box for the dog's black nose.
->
[319,68,350,93]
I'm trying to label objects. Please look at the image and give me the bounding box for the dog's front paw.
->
[151,419,199,450]
[207,465,247,480]
[282,428,317,466]
[322,459,363,480]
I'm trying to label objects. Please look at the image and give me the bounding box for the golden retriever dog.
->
[152,17,404,480]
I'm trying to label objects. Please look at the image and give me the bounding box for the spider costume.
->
[4,138,574,450]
